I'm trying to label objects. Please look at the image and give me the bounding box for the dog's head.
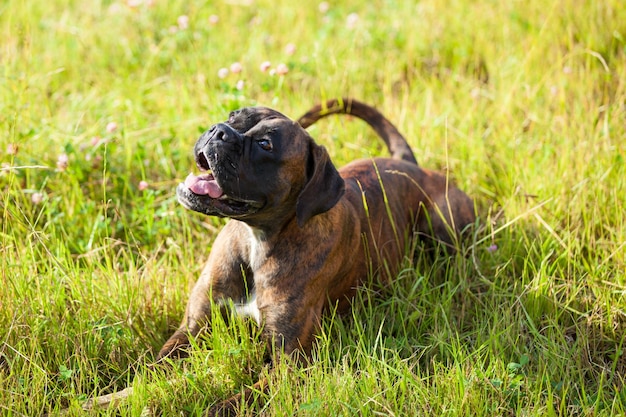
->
[177,106,345,229]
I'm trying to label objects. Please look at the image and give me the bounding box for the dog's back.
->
[297,98,475,266]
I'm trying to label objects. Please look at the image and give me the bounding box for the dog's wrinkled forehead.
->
[226,107,290,133]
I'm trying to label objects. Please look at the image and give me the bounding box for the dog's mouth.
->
[178,169,264,218]
[177,131,266,219]
[184,171,224,199]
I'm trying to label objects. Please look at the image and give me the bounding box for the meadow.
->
[1,0,625,415]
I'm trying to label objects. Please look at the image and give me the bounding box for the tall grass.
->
[1,0,625,415]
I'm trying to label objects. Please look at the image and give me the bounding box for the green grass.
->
[1,0,625,415]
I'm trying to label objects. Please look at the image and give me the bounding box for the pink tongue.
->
[184,173,224,198]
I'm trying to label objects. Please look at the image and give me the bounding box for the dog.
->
[157,98,475,414]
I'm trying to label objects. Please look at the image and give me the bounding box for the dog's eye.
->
[256,138,273,151]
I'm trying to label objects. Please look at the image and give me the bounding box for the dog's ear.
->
[296,143,345,228]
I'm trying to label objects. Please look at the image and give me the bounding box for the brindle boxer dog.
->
[158,98,475,415]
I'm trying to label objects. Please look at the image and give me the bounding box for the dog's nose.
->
[209,123,239,143]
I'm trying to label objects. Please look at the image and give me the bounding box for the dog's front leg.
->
[204,293,325,416]
[157,229,252,361]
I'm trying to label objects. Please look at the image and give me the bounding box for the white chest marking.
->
[235,291,261,324]
[235,225,267,325]
[246,225,266,272]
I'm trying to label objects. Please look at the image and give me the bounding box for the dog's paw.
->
[205,395,240,417]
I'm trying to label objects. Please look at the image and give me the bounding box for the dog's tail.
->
[297,98,418,165]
